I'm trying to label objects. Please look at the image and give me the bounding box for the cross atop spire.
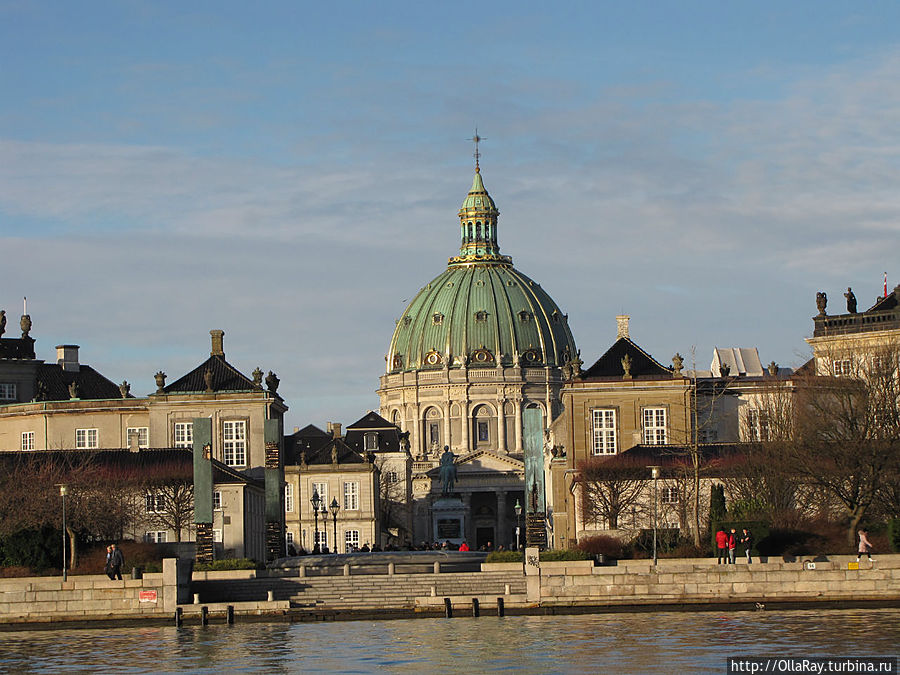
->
[469,128,485,172]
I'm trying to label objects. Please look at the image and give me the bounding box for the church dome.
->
[387,168,577,373]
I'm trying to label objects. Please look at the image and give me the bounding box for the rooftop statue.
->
[0,310,6,338]
[844,287,857,314]
[816,291,827,317]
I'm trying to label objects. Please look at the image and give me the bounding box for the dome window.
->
[424,350,442,366]
[432,313,444,325]
[392,355,403,370]
[474,310,488,323]
[518,310,532,323]
[472,348,494,364]
[551,311,561,323]
[522,349,541,364]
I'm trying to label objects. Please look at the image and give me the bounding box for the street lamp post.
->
[649,466,660,567]
[514,499,524,575]
[59,485,67,582]
[310,490,321,553]
[321,504,329,552]
[330,497,340,554]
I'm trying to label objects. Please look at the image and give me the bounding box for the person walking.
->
[857,529,875,563]
[727,528,737,564]
[740,528,753,564]
[715,528,728,564]
[107,543,124,580]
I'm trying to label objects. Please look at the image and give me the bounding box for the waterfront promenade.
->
[1,553,898,628]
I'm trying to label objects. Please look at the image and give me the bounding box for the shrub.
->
[194,558,260,571]
[0,526,61,571]
[540,549,592,562]
[485,551,523,563]
[888,519,900,553]
[575,535,623,559]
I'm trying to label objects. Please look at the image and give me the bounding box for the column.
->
[497,398,506,453]
[462,400,471,453]
[496,491,507,548]
[462,491,473,545]
[443,402,451,451]
[514,398,523,453]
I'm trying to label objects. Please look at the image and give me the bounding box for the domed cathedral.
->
[378,152,579,548]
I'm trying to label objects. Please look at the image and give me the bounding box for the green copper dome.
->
[387,169,577,372]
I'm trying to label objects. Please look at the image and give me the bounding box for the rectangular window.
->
[174,422,193,448]
[286,531,294,545]
[126,427,149,448]
[312,482,328,505]
[591,409,617,455]
[146,493,164,513]
[223,420,247,466]
[661,487,679,504]
[429,422,440,446]
[213,528,223,543]
[833,359,852,376]
[364,433,379,451]
[386,471,399,483]
[345,529,360,553]
[285,483,294,512]
[698,427,718,443]
[21,431,35,451]
[747,409,770,442]
[642,408,667,445]
[145,531,167,544]
[477,421,489,442]
[343,481,359,510]
[314,530,328,549]
[75,428,98,449]
[0,383,17,400]
[213,490,222,511]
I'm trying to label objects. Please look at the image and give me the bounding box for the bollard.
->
[267,590,274,602]
[174,607,183,627]
[193,593,200,605]
[505,583,510,595]
[298,566,306,578]
[443,597,453,618]
[226,605,235,625]
[433,561,441,574]
[387,562,395,576]
[130,566,142,580]
[497,598,505,617]
[200,606,209,626]
[343,564,351,577]
[472,598,479,617]
[430,586,436,597]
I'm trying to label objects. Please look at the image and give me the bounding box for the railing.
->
[813,308,900,337]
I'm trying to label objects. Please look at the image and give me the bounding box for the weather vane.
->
[469,128,485,172]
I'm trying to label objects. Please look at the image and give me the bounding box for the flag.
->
[885,272,889,297]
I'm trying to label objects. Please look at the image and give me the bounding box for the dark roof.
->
[163,354,259,394]
[0,448,263,488]
[292,437,369,466]
[36,363,126,401]
[0,336,36,360]
[284,424,333,465]
[582,337,673,380]
[346,411,396,430]
[867,285,899,312]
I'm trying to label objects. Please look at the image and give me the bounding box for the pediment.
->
[454,449,524,474]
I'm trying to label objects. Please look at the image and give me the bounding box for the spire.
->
[449,138,510,267]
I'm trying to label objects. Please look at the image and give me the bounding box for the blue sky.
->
[2,2,900,429]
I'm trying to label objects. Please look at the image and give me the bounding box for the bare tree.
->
[140,460,195,542]
[577,455,649,530]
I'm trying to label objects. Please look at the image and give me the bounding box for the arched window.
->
[468,223,473,240]
[476,223,482,240]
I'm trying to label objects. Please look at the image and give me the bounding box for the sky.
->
[2,2,900,431]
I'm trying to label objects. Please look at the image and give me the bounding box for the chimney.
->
[210,329,225,357]
[616,315,630,340]
[56,345,80,372]
[330,422,342,439]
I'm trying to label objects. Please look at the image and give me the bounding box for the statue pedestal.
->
[432,496,465,546]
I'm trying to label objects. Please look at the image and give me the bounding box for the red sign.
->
[139,590,158,603]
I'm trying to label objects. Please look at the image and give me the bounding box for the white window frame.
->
[747,409,770,442]
[661,486,679,504]
[364,432,379,451]
[312,482,328,506]
[344,529,360,553]
[285,483,294,512]
[0,383,16,400]
[146,493,164,513]
[833,359,852,376]
[223,420,247,467]
[75,428,98,449]
[21,431,35,451]
[174,422,193,448]
[213,528,223,543]
[145,531,167,544]
[213,490,222,511]
[591,409,617,455]
[343,481,359,511]
[386,471,399,484]
[642,408,667,445]
[314,530,328,549]
[126,427,149,448]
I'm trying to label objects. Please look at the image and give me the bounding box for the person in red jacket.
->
[727,528,738,564]
[715,529,728,564]
[458,540,470,551]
